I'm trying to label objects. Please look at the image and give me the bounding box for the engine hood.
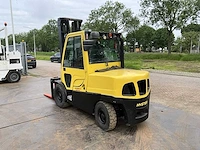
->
[87,69,150,99]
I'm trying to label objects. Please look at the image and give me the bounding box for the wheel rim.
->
[10,73,19,82]
[98,109,106,124]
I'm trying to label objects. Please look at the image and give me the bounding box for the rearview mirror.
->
[83,40,95,51]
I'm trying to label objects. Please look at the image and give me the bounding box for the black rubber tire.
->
[95,101,117,131]
[7,71,21,83]
[51,59,53,62]
[33,64,36,68]
[54,83,70,108]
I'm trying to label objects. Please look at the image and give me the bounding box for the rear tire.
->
[54,83,70,108]
[7,71,21,83]
[95,101,117,131]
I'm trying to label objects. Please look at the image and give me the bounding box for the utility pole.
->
[198,34,200,54]
[190,38,193,54]
[180,37,183,53]
[9,0,16,52]
[33,31,36,57]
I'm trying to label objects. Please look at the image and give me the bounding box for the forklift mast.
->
[57,18,82,55]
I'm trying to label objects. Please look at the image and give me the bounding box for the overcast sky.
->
[0,0,181,38]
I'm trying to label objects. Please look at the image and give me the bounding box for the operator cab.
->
[83,31,124,70]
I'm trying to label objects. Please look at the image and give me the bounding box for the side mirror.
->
[83,40,95,51]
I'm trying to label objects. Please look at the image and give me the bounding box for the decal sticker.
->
[136,100,148,107]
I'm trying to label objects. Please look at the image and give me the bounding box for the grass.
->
[125,53,200,73]
[125,53,200,61]
[33,51,200,73]
[29,51,55,61]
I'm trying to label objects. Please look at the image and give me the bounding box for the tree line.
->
[2,0,200,54]
[4,19,59,52]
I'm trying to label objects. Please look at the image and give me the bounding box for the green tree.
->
[126,31,136,52]
[153,28,172,49]
[2,19,59,52]
[126,25,155,52]
[37,19,59,51]
[182,23,200,33]
[126,25,155,51]
[83,0,140,32]
[182,31,199,53]
[135,25,155,51]
[172,37,182,52]
[25,29,38,52]
[15,32,28,43]
[140,0,199,54]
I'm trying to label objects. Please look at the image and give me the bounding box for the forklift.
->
[50,18,150,131]
[0,23,22,83]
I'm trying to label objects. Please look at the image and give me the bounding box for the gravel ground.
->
[0,60,199,150]
[146,69,200,78]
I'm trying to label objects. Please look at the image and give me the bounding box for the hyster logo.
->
[136,101,148,107]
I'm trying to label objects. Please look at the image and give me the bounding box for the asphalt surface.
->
[0,60,200,150]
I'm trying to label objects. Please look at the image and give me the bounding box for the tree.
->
[153,28,173,49]
[25,29,38,52]
[172,37,182,52]
[140,0,199,54]
[83,1,140,33]
[181,23,200,53]
[134,25,155,51]
[37,19,59,51]
[1,19,60,52]
[126,31,136,52]
[182,31,199,53]
[15,32,28,43]
[181,23,200,33]
[126,25,155,52]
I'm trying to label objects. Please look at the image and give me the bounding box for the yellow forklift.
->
[50,18,150,131]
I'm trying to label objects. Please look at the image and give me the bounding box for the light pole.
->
[190,38,193,54]
[33,31,36,57]
[24,26,36,57]
[198,34,200,54]
[9,0,16,52]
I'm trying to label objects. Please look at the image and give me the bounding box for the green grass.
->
[33,51,200,73]
[125,60,142,70]
[29,51,55,61]
[125,53,200,73]
[36,55,51,60]
[125,53,200,62]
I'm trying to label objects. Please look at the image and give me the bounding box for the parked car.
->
[50,52,61,63]
[27,54,36,68]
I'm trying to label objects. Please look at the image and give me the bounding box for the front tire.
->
[7,71,21,83]
[54,83,70,108]
[95,101,117,131]
[33,63,36,68]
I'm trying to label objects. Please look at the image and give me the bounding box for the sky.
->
[0,0,181,38]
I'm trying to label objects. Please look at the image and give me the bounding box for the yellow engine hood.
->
[87,69,150,99]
